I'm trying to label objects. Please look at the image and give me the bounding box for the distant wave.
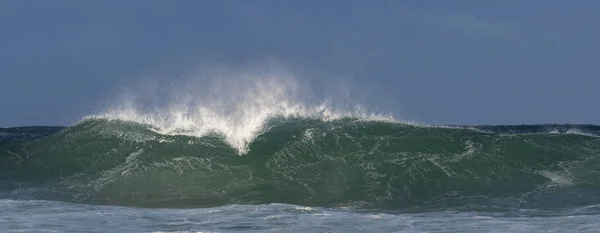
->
[0,126,65,145]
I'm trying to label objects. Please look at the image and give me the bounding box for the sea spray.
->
[89,64,394,153]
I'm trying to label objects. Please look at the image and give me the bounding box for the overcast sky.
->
[1,0,599,126]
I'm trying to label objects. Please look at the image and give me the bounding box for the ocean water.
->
[1,120,599,232]
[1,75,599,232]
[1,200,600,233]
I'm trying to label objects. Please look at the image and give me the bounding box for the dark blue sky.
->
[1,0,599,126]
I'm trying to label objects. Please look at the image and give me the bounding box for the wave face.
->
[1,119,599,212]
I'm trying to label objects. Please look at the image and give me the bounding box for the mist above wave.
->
[87,64,394,153]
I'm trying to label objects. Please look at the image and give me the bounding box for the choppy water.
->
[2,200,599,233]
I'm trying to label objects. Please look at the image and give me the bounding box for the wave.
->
[1,118,599,212]
[2,65,599,212]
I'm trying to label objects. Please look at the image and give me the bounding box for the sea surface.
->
[1,119,599,232]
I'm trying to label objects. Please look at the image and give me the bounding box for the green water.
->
[1,119,599,212]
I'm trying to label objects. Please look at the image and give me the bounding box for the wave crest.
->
[87,65,394,153]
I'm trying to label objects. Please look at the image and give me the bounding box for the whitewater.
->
[1,66,599,232]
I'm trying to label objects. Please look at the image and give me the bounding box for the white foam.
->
[564,129,597,137]
[84,64,395,154]
[294,206,314,211]
[540,171,573,186]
